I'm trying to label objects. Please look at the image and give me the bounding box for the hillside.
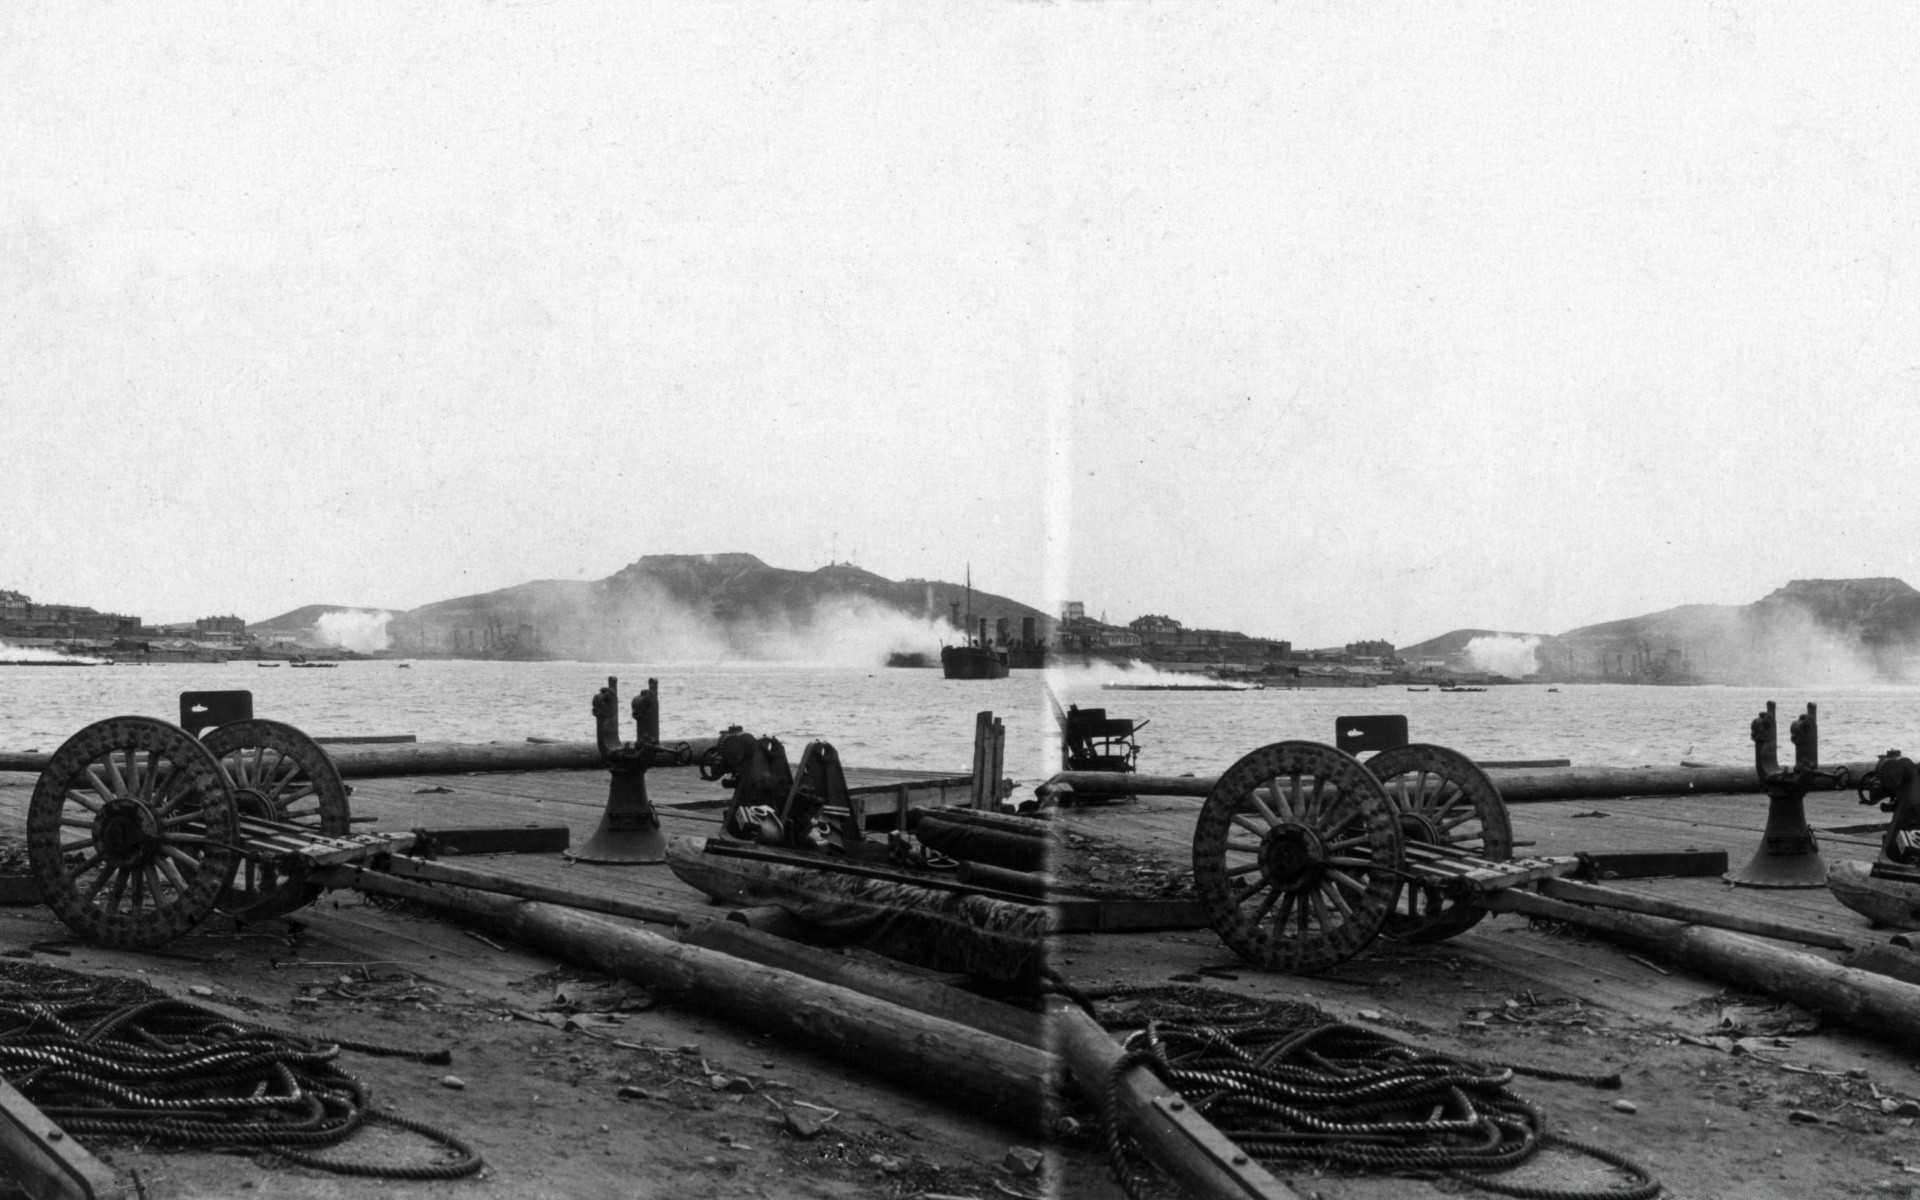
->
[260,555,1050,664]
[246,604,387,639]
[1397,629,1546,661]
[1538,578,1920,684]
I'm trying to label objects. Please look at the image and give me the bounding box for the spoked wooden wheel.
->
[1192,741,1403,973]
[201,719,350,920]
[1366,743,1512,943]
[27,717,239,948]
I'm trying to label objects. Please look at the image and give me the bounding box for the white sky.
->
[5,3,1920,646]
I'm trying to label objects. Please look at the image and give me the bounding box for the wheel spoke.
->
[83,768,118,806]
[64,852,103,879]
[102,754,131,799]
[143,864,167,906]
[106,866,130,914]
[1319,879,1353,920]
[1265,783,1294,822]
[1232,875,1273,905]
[1269,891,1294,933]
[1325,867,1367,895]
[156,856,191,895]
[1231,813,1269,839]
[83,865,120,905]
[1246,886,1282,925]
[160,845,202,870]
[63,789,104,815]
[1325,856,1376,870]
[58,816,93,830]
[1245,789,1282,830]
[1225,860,1266,878]
[1308,886,1333,932]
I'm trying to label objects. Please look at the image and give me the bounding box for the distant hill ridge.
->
[253,553,1050,662]
[1411,577,1920,684]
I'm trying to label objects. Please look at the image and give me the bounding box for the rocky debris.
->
[1002,1146,1043,1176]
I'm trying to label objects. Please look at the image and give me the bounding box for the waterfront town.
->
[0,584,1488,683]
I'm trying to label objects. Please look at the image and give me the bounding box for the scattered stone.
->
[1897,1100,1920,1118]
[722,1076,756,1094]
[1357,1010,1383,1022]
[1003,1146,1044,1176]
[782,1108,831,1139]
[187,985,214,998]
[1611,1099,1637,1114]
[439,1075,466,1090]
[1787,1109,1823,1124]
[616,1085,667,1102]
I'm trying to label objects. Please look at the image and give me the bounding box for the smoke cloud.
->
[314,611,392,652]
[0,641,106,664]
[1465,634,1541,677]
[386,573,990,667]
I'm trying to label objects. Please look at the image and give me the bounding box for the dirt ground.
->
[0,895,1111,1200]
[1052,919,1920,1200]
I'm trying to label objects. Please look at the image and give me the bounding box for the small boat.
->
[290,662,338,669]
[1829,859,1920,930]
[1406,686,1429,692]
[1547,687,1560,693]
[397,663,412,669]
[1440,686,1487,693]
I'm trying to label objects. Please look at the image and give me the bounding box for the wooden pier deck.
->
[0,760,974,930]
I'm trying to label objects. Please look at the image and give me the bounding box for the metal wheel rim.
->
[200,719,350,918]
[1366,743,1512,943]
[27,717,238,949]
[1192,740,1402,973]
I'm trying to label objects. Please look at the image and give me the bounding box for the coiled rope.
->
[1088,985,1660,1200]
[0,960,481,1179]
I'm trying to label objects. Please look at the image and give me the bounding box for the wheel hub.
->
[1398,810,1444,846]
[1262,824,1327,892]
[93,800,159,866]
[231,786,280,823]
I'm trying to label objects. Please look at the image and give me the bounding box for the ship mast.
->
[965,564,973,646]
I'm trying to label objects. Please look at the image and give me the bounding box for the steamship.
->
[941,566,1011,679]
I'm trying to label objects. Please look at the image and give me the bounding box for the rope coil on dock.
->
[0,961,481,1179]
[1088,985,1659,1200]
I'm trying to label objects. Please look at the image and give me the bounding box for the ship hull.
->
[941,645,1009,679]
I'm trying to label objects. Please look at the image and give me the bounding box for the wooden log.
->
[1040,760,1883,804]
[312,734,418,744]
[906,808,1058,838]
[954,861,1050,897]
[313,858,687,926]
[1479,890,1920,1049]
[339,874,1054,1130]
[1047,998,1302,1200]
[725,905,803,937]
[319,738,722,778]
[1533,877,1855,951]
[678,918,1046,1048]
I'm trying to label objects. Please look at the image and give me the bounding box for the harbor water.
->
[8,660,1920,785]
